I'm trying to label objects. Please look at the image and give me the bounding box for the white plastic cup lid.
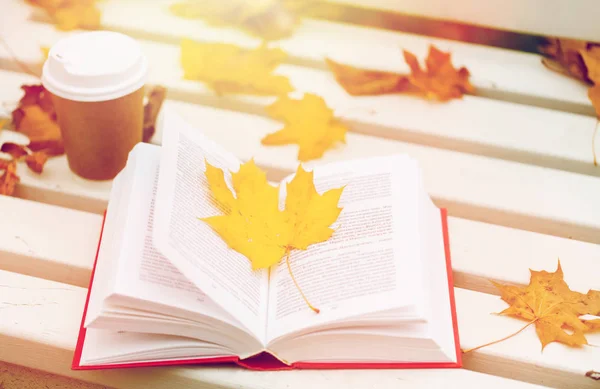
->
[42,31,148,102]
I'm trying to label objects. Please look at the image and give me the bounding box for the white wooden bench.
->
[0,0,599,388]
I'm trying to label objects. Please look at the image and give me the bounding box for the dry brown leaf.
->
[580,46,600,84]
[181,39,293,96]
[11,84,64,155]
[0,143,29,159]
[27,0,101,31]
[0,160,20,196]
[326,46,473,101]
[12,105,64,155]
[24,151,49,174]
[540,38,592,83]
[325,58,412,96]
[143,85,167,143]
[404,45,474,101]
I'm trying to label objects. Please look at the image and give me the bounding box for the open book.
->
[73,109,461,370]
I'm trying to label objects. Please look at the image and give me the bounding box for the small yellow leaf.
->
[262,93,347,161]
[180,39,293,96]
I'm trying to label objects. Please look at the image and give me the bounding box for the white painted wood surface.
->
[2,71,600,243]
[2,270,594,389]
[3,178,600,298]
[0,0,599,388]
[96,0,595,116]
[326,0,600,42]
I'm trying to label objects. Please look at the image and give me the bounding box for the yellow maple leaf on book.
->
[202,159,344,313]
[180,39,293,96]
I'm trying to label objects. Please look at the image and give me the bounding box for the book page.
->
[107,144,243,332]
[266,155,425,342]
[153,110,269,342]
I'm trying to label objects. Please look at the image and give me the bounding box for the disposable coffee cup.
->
[42,31,148,180]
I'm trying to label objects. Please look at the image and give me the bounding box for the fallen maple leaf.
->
[464,261,600,353]
[580,47,600,119]
[0,142,49,174]
[24,151,49,174]
[12,105,64,155]
[11,84,63,154]
[170,0,314,40]
[262,93,347,161]
[181,39,293,96]
[540,38,590,82]
[0,160,20,196]
[203,159,344,312]
[404,46,474,101]
[1,143,28,159]
[27,0,101,31]
[327,45,473,101]
[143,85,167,143]
[326,58,412,96]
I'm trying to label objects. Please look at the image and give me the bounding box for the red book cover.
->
[72,209,461,371]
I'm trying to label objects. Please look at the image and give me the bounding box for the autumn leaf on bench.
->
[0,160,19,196]
[181,39,293,96]
[26,0,101,31]
[464,261,600,353]
[202,159,344,313]
[541,39,600,164]
[327,45,474,101]
[325,59,412,96]
[262,93,347,161]
[170,0,316,40]
[539,39,600,118]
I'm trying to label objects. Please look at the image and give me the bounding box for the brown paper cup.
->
[51,87,144,180]
[42,31,148,180]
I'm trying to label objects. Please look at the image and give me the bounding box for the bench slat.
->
[0,196,101,288]
[1,77,600,242]
[95,0,593,116]
[2,193,599,300]
[1,21,598,176]
[325,0,600,42]
[2,270,594,388]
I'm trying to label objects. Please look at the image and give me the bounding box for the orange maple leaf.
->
[143,85,168,143]
[465,261,600,353]
[327,45,473,101]
[580,47,600,118]
[403,46,474,101]
[24,151,49,174]
[27,0,101,31]
[1,143,29,159]
[12,105,64,155]
[11,84,64,155]
[0,160,20,196]
[325,58,412,96]
[540,38,591,83]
